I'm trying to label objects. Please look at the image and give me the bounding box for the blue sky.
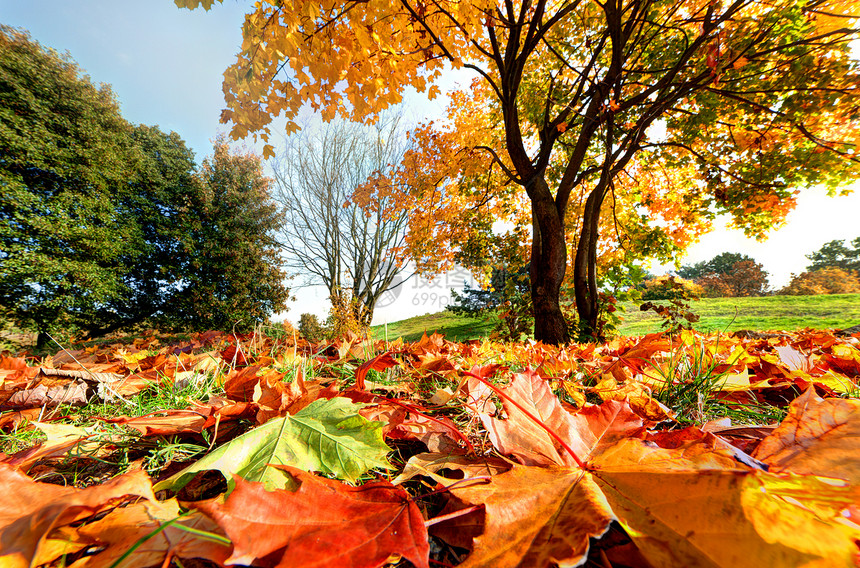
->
[3,1,860,323]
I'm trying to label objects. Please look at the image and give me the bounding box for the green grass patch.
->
[372,311,495,342]
[620,293,860,336]
[371,294,860,341]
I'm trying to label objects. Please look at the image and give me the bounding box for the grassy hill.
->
[371,293,860,342]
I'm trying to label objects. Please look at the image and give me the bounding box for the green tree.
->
[298,313,325,342]
[0,25,136,346]
[677,252,756,281]
[806,238,860,273]
[450,263,533,341]
[1,27,290,341]
[84,125,201,336]
[176,138,291,331]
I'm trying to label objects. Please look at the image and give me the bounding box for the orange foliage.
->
[178,0,860,342]
[780,267,860,295]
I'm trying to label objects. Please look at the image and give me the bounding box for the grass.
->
[640,338,787,425]
[619,293,860,336]
[371,293,860,341]
[372,311,495,342]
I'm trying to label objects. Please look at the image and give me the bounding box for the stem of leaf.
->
[424,504,483,527]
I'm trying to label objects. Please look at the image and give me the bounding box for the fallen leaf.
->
[198,466,429,568]
[104,410,208,436]
[0,465,155,568]
[390,411,467,452]
[774,345,813,372]
[441,464,615,568]
[752,387,860,483]
[38,367,123,382]
[220,343,248,367]
[223,365,266,402]
[469,369,643,467]
[2,421,107,471]
[354,351,399,390]
[154,397,391,493]
[70,498,231,568]
[392,451,509,485]
[589,438,860,568]
[593,376,675,421]
[6,380,88,408]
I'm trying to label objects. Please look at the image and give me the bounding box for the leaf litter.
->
[0,327,858,567]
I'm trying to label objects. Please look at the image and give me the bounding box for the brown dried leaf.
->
[0,465,155,568]
[444,464,615,568]
[752,387,860,483]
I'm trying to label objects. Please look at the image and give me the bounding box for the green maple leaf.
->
[153,397,392,493]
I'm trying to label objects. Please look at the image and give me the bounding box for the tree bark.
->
[36,331,50,351]
[529,177,570,344]
[573,185,609,339]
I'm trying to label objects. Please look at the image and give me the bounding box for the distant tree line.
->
[676,253,770,298]
[646,241,860,301]
[0,26,289,347]
[641,252,771,299]
[781,237,860,296]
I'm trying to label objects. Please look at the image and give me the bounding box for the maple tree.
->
[178,0,860,344]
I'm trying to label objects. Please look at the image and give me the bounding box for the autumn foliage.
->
[2,325,860,566]
[696,260,771,297]
[780,266,860,295]
[179,0,860,343]
[640,275,703,301]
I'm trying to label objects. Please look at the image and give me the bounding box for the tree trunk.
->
[573,185,608,340]
[529,178,570,345]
